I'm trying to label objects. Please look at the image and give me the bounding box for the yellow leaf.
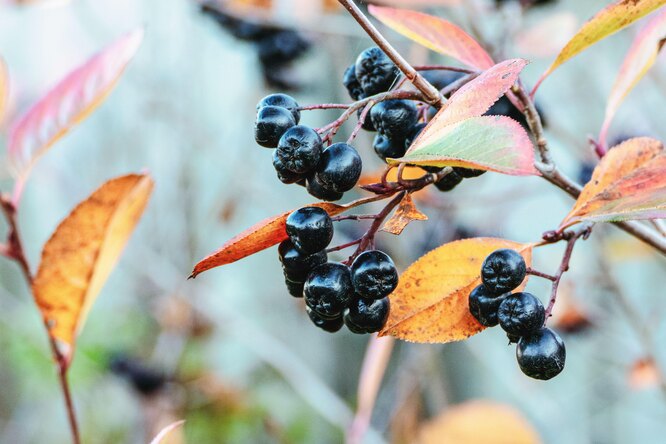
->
[380,238,533,343]
[33,174,153,363]
[418,401,541,444]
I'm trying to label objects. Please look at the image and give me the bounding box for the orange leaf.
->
[190,195,384,278]
[418,401,541,444]
[533,0,666,94]
[381,193,427,235]
[368,5,494,70]
[599,8,666,147]
[358,166,426,186]
[0,57,7,124]
[32,174,153,363]
[8,29,143,204]
[380,238,533,343]
[560,137,666,228]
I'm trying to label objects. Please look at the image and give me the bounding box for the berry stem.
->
[362,167,453,195]
[413,65,478,74]
[347,100,374,144]
[337,0,445,108]
[326,238,362,253]
[526,267,557,282]
[332,214,379,222]
[299,103,350,111]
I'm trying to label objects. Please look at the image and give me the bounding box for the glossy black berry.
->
[304,262,354,318]
[498,292,545,337]
[257,93,301,123]
[277,125,323,174]
[454,167,486,178]
[481,249,527,295]
[285,278,304,298]
[421,70,465,94]
[405,122,426,151]
[254,106,296,148]
[109,355,166,396]
[344,297,390,334]
[306,306,344,333]
[258,31,310,70]
[273,150,304,184]
[343,64,365,101]
[355,47,400,96]
[517,328,566,380]
[370,100,418,141]
[306,175,344,202]
[434,170,463,192]
[315,143,363,193]
[373,134,405,161]
[286,207,333,254]
[351,250,399,300]
[357,108,376,131]
[278,240,327,282]
[468,284,507,327]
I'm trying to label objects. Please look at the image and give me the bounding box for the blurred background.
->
[0,0,665,442]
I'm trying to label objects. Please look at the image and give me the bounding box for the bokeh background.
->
[1,0,666,443]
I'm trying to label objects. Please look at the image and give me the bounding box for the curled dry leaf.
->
[532,0,666,94]
[418,401,541,444]
[149,420,186,444]
[599,8,666,147]
[381,193,427,235]
[32,174,153,363]
[190,195,385,278]
[8,29,143,204]
[368,5,494,70]
[380,238,533,343]
[560,137,666,229]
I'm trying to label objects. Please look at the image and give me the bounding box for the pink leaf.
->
[0,57,8,124]
[599,8,666,148]
[8,29,143,204]
[368,5,494,70]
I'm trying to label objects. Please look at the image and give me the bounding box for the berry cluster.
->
[278,207,397,334]
[469,249,566,380]
[255,93,363,201]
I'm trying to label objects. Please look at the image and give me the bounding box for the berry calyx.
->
[277,125,323,174]
[468,284,507,327]
[286,207,334,254]
[355,47,400,96]
[344,297,390,334]
[306,306,344,333]
[304,262,354,318]
[498,292,545,337]
[370,100,418,141]
[254,106,296,148]
[257,93,301,123]
[278,240,327,282]
[481,249,527,295]
[315,143,363,193]
[306,175,344,202]
[273,150,304,184]
[516,328,566,380]
[434,170,463,192]
[373,134,405,161]
[351,250,399,299]
[343,64,365,101]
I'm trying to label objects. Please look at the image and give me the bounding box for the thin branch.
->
[299,103,350,111]
[526,267,557,282]
[413,65,477,74]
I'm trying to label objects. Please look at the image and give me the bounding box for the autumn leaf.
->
[599,8,666,148]
[0,57,7,124]
[149,420,186,444]
[407,59,529,154]
[381,193,427,235]
[368,5,494,70]
[32,174,153,364]
[560,137,666,228]
[393,115,538,176]
[532,0,666,94]
[8,29,143,204]
[190,195,384,278]
[380,238,533,343]
[515,12,578,58]
[418,401,541,444]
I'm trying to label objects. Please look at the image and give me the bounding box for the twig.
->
[348,100,374,144]
[413,65,477,74]
[299,103,350,111]
[526,267,557,282]
[337,0,445,108]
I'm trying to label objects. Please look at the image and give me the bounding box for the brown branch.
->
[413,65,477,74]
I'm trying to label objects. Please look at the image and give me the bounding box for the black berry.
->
[109,355,166,396]
[373,134,405,161]
[258,31,310,72]
[351,250,399,299]
[285,278,304,298]
[304,262,354,318]
[481,249,527,295]
[254,106,296,148]
[315,143,363,193]
[421,70,465,93]
[516,328,566,380]
[306,306,344,333]
[434,170,463,192]
[273,150,305,184]
[357,108,376,131]
[355,47,400,96]
[498,292,545,337]
[468,284,507,327]
[454,167,486,178]
[278,239,327,282]
[370,100,418,141]
[343,64,365,101]
[286,207,334,254]
[306,175,344,202]
[404,122,426,151]
[344,297,390,334]
[257,93,301,123]
[277,125,323,174]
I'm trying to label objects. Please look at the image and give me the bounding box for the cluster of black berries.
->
[255,93,363,201]
[469,249,566,380]
[278,207,397,334]
[201,4,309,89]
